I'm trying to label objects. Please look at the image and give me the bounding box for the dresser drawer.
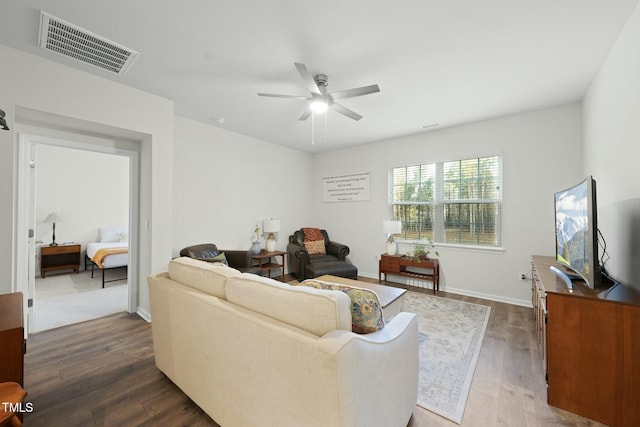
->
[380,255,401,272]
[41,244,80,256]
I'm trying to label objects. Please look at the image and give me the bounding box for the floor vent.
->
[38,11,138,75]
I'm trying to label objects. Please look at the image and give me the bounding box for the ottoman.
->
[306,260,358,279]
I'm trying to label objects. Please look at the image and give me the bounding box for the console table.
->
[251,250,286,281]
[379,254,439,294]
[40,243,81,278]
[531,255,640,426]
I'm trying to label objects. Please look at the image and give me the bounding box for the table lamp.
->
[383,220,401,255]
[45,212,61,246]
[262,218,281,252]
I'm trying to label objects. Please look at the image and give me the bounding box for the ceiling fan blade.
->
[257,93,308,99]
[331,102,363,121]
[330,84,380,100]
[294,62,322,96]
[298,110,312,121]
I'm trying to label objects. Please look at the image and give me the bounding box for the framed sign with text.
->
[322,171,370,202]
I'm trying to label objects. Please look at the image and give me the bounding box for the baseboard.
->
[137,307,151,322]
[358,272,532,308]
[442,286,531,308]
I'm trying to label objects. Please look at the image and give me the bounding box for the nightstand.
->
[40,244,81,278]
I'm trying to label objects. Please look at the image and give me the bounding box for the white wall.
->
[583,2,640,289]
[35,144,129,254]
[0,44,174,319]
[172,117,313,257]
[3,4,636,310]
[312,104,583,305]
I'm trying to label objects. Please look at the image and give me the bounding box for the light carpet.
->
[33,270,128,333]
[405,291,491,424]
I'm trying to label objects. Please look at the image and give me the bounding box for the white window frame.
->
[389,155,502,249]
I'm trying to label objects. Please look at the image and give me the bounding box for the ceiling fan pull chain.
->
[311,112,315,145]
[324,112,328,143]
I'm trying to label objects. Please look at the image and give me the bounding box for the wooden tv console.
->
[531,255,640,426]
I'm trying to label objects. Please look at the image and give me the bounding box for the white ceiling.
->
[1,0,638,153]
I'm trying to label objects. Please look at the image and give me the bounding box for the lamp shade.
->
[383,220,401,235]
[262,219,281,234]
[44,212,61,223]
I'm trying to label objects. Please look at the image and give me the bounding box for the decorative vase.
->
[250,241,262,254]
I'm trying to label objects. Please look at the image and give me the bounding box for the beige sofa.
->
[148,257,419,427]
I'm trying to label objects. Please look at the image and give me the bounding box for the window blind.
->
[391,155,502,247]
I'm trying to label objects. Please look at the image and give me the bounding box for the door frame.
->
[16,132,140,334]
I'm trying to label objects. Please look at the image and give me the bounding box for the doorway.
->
[17,131,140,334]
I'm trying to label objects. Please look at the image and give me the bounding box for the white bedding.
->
[87,242,129,268]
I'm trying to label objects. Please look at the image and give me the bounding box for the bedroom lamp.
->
[383,220,401,255]
[262,218,281,252]
[45,212,61,247]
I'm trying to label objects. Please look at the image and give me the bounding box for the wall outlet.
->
[520,273,527,280]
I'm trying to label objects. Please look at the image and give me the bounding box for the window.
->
[390,155,502,247]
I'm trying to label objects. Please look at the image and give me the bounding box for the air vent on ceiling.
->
[38,11,138,75]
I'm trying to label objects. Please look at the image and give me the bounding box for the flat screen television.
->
[554,176,601,289]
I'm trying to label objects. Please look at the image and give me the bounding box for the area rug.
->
[405,291,491,424]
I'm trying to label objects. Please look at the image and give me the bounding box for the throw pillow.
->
[297,279,384,334]
[99,226,128,243]
[206,252,228,265]
[302,227,324,242]
[304,240,326,255]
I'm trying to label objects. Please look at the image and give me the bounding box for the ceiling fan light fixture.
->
[310,100,328,113]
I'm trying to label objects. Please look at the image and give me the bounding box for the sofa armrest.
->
[319,312,417,348]
[221,250,264,275]
[222,250,250,268]
[287,242,309,263]
[317,312,419,426]
[326,241,350,260]
[287,242,310,280]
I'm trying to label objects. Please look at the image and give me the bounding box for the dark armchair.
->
[287,229,358,280]
[179,243,262,275]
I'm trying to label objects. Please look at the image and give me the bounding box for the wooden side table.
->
[379,254,440,294]
[40,244,81,278]
[251,250,286,281]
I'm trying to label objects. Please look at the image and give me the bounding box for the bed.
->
[85,226,129,288]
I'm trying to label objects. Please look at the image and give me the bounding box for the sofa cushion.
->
[168,257,240,298]
[225,273,352,336]
[297,279,384,334]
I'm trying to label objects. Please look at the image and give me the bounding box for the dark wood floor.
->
[23,275,605,426]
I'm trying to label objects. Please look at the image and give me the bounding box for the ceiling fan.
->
[258,62,380,121]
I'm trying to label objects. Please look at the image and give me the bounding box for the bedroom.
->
[29,142,130,332]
